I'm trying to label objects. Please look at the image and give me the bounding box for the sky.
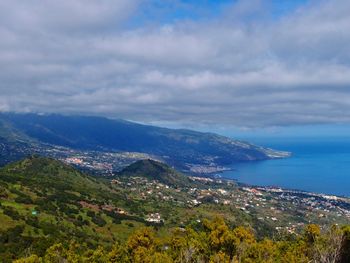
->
[1,0,350,136]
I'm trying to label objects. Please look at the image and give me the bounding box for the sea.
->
[221,137,350,197]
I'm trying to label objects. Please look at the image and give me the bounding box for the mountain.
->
[118,159,190,187]
[0,113,290,170]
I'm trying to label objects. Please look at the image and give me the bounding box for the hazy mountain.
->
[0,113,290,169]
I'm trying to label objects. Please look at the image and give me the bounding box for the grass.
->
[108,220,145,241]
[1,200,27,210]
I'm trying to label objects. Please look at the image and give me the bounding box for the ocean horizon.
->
[222,136,350,197]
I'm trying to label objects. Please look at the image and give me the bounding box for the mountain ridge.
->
[0,113,291,171]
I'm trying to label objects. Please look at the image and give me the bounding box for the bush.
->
[91,214,106,227]
[3,206,23,221]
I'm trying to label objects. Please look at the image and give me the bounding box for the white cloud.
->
[0,0,350,127]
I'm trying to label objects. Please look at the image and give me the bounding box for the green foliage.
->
[303,224,320,243]
[91,214,107,227]
[13,254,42,263]
[2,206,23,220]
[1,156,350,262]
[118,159,190,187]
[340,226,350,263]
[11,220,350,263]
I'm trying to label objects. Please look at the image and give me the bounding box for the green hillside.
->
[1,157,350,262]
[0,157,243,261]
[117,159,190,187]
[0,157,140,261]
[0,157,269,261]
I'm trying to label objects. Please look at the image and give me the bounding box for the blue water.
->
[222,137,350,197]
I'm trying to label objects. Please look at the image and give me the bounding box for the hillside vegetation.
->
[0,157,349,262]
[117,159,190,187]
[12,219,350,263]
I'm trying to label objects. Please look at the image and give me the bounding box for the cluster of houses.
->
[79,201,127,215]
[110,173,350,230]
[145,213,163,223]
[258,187,350,219]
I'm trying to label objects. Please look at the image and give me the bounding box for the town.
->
[109,173,350,235]
[2,140,350,235]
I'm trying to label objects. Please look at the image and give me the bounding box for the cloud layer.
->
[0,0,350,127]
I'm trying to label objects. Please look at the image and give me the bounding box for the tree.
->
[107,242,129,263]
[243,239,276,263]
[313,225,343,263]
[13,255,42,263]
[304,224,321,244]
[209,251,231,263]
[127,227,157,263]
[43,243,66,263]
[83,246,107,263]
[231,226,256,262]
[339,226,350,263]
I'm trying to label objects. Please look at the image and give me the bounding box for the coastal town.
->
[1,140,232,176]
[110,173,350,235]
[1,141,157,175]
[2,139,350,235]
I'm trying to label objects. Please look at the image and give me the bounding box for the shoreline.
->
[192,170,350,199]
